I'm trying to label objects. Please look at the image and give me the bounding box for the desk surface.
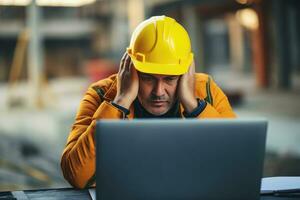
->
[0,188,299,200]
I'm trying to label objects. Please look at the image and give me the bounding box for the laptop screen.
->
[96,119,267,200]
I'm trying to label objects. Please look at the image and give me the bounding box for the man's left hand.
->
[178,60,198,113]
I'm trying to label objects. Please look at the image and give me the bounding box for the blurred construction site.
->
[0,0,299,191]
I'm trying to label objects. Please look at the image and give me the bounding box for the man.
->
[61,16,236,189]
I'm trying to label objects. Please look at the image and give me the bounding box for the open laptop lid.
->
[96,119,267,200]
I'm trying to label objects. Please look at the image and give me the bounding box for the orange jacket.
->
[61,73,236,188]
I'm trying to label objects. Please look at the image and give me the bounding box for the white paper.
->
[89,188,96,200]
[261,176,300,192]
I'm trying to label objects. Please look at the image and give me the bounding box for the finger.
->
[119,53,128,73]
[191,59,195,69]
[188,60,195,75]
[124,54,131,71]
[120,52,127,63]
[120,52,128,64]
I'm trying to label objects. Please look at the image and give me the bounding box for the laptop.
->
[95,119,267,200]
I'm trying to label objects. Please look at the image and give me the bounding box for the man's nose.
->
[152,80,165,97]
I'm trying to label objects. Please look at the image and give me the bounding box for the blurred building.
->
[0,0,299,88]
[0,0,299,191]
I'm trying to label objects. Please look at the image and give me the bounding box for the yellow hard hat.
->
[127,16,193,75]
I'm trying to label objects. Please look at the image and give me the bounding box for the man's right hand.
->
[113,52,139,109]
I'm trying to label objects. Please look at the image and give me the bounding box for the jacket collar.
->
[103,77,117,101]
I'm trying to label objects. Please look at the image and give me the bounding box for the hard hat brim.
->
[129,53,194,76]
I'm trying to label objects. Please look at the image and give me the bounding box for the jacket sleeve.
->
[198,77,236,118]
[60,86,124,188]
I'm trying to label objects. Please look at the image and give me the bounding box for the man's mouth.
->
[151,101,167,106]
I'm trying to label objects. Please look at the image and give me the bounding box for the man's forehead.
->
[138,72,179,78]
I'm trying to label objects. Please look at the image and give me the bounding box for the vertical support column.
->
[27,0,44,108]
[227,13,244,73]
[289,4,300,73]
[182,5,204,72]
[252,2,269,88]
[296,5,300,72]
[273,0,291,88]
[128,0,145,33]
[110,0,131,59]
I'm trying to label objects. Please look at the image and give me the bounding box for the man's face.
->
[137,72,180,116]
